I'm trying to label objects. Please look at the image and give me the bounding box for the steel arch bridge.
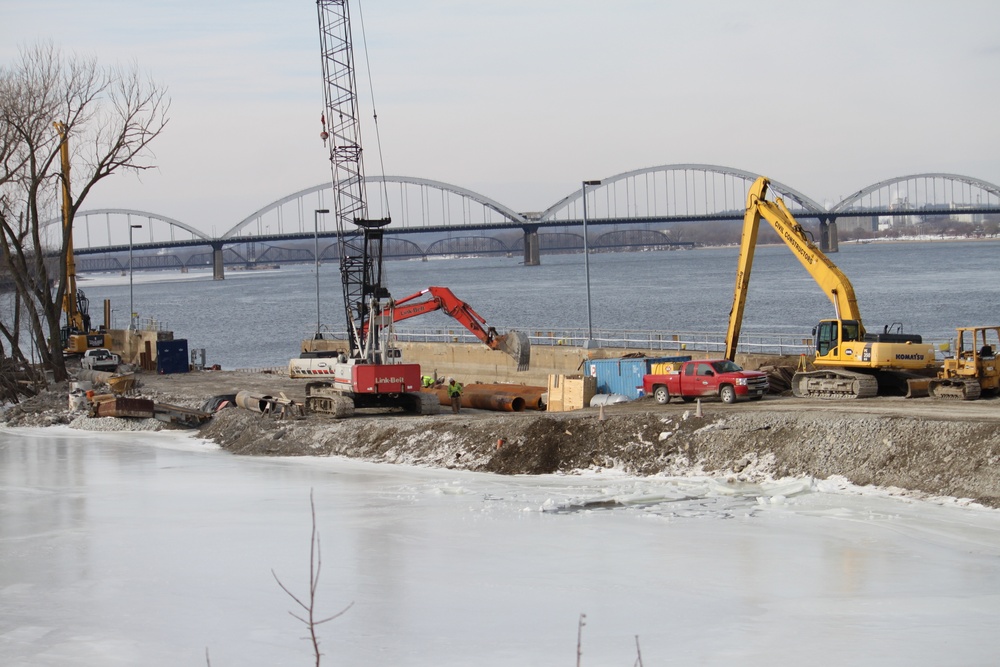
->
[66,167,1000,276]
[537,164,825,223]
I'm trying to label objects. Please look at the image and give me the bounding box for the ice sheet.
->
[2,428,1000,666]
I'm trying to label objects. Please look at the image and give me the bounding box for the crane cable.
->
[356,0,391,218]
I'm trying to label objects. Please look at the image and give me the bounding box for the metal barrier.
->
[307,327,816,357]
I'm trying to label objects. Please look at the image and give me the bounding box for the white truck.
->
[81,348,121,373]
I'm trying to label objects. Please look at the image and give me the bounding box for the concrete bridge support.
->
[523,227,540,266]
[819,216,839,253]
[212,242,225,280]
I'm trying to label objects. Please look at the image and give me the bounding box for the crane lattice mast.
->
[316,0,391,363]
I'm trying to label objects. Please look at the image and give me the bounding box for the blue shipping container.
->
[584,356,691,400]
[156,339,190,375]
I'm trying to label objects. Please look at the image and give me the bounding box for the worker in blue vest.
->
[446,377,463,414]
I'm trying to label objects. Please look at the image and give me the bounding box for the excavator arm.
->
[725,177,864,360]
[379,286,531,371]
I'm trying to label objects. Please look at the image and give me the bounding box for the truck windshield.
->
[711,360,743,374]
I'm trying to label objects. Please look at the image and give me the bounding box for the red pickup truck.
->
[642,359,769,404]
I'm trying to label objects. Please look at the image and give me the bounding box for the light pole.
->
[581,180,601,348]
[314,209,330,337]
[128,224,142,330]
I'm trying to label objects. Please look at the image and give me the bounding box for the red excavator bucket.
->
[496,330,531,371]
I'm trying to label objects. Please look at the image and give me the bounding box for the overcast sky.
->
[4,1,999,234]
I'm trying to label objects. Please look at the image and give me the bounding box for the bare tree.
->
[0,42,168,384]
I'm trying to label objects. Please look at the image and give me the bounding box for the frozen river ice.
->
[3,426,1000,666]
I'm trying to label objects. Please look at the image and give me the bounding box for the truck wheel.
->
[653,386,670,404]
[720,385,737,404]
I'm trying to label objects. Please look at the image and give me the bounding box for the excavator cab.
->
[814,319,863,358]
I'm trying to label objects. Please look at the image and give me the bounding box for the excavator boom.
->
[382,287,530,371]
[726,177,863,360]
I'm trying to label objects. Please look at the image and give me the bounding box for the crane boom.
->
[725,176,863,360]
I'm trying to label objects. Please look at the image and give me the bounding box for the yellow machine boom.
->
[725,177,937,398]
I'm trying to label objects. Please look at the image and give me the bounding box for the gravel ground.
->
[5,369,1000,507]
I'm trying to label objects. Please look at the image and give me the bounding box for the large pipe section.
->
[470,383,546,410]
[235,390,276,413]
[426,383,547,412]
[426,387,526,412]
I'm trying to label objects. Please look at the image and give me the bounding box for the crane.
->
[291,0,434,416]
[725,176,937,398]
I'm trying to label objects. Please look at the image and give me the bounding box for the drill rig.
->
[55,121,110,354]
[294,0,437,417]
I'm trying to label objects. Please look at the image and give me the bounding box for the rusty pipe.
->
[426,387,526,412]
[235,390,275,413]
[469,383,546,409]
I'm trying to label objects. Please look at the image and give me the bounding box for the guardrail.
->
[309,327,816,357]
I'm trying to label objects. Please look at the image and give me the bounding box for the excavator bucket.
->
[496,330,531,371]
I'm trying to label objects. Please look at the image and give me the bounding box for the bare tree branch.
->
[272,490,353,667]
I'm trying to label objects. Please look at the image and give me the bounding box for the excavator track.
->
[928,378,982,400]
[791,369,879,399]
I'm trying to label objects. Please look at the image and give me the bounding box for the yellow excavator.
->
[724,176,938,398]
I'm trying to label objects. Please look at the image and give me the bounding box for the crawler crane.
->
[288,0,435,417]
[724,177,937,398]
[293,1,527,417]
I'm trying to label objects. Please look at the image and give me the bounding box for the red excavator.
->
[374,287,530,372]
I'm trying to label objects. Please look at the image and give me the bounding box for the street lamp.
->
[314,209,330,337]
[581,180,601,348]
[128,224,142,330]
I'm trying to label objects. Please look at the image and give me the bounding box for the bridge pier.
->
[523,227,540,266]
[212,242,225,280]
[818,216,839,253]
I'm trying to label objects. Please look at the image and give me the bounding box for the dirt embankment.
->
[5,370,1000,507]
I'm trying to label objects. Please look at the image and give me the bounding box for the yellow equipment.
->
[55,121,110,354]
[927,326,1000,400]
[725,176,937,399]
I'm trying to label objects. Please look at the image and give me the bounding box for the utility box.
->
[547,374,597,412]
[585,356,691,399]
[156,339,190,375]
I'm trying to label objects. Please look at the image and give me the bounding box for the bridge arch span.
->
[594,229,675,249]
[538,164,826,223]
[425,236,510,257]
[221,176,527,240]
[58,209,212,251]
[831,173,1000,213]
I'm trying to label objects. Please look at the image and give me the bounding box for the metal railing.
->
[310,327,815,357]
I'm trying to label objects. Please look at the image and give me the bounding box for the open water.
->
[76,239,1000,369]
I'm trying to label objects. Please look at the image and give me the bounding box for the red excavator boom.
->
[384,286,530,371]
